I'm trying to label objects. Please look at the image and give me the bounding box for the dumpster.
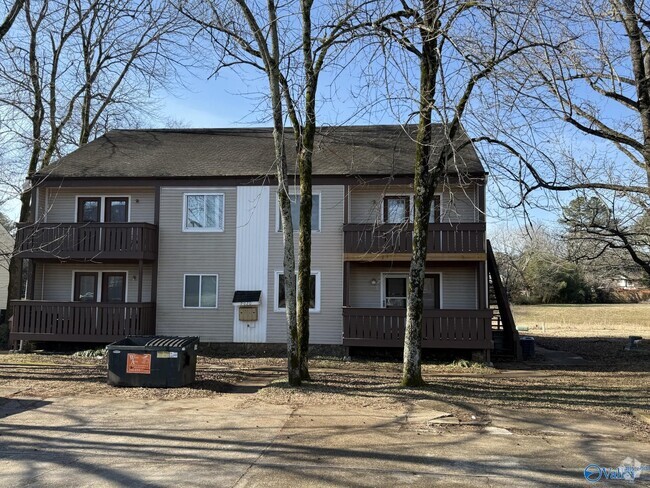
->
[520,336,535,360]
[107,336,199,387]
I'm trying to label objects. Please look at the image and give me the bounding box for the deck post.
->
[343,261,350,307]
[28,260,36,300]
[343,184,349,225]
[477,261,487,309]
[137,259,143,303]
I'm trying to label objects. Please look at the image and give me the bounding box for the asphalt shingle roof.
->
[37,125,485,179]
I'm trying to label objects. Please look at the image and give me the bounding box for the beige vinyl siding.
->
[155,187,236,342]
[33,262,152,302]
[348,183,478,223]
[0,227,12,309]
[266,185,344,345]
[43,187,155,223]
[34,185,47,222]
[348,264,478,309]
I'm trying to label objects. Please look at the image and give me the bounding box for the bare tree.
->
[371,0,548,385]
[1,0,193,313]
[488,0,650,279]
[281,0,398,380]
[181,0,386,382]
[177,0,302,384]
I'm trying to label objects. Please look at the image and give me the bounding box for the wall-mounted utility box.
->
[238,306,258,322]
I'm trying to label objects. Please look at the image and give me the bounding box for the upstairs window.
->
[277,193,321,232]
[184,193,224,232]
[383,196,410,223]
[77,197,101,222]
[429,195,441,223]
[105,197,129,223]
[382,195,442,223]
[76,196,129,223]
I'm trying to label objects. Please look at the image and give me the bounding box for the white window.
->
[184,274,218,308]
[382,194,442,223]
[383,196,410,223]
[183,193,224,231]
[277,193,321,232]
[429,195,441,223]
[274,271,320,312]
[381,273,441,309]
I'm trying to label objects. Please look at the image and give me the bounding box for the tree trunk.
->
[297,137,314,381]
[267,0,300,386]
[5,2,44,318]
[402,0,440,387]
[295,0,316,381]
[278,171,300,386]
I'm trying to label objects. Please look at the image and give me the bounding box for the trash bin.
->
[107,336,200,387]
[520,336,535,360]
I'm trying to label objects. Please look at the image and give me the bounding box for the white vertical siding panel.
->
[233,186,269,342]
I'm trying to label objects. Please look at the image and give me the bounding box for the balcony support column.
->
[137,259,143,303]
[343,261,351,307]
[477,261,487,309]
[27,259,36,300]
[343,185,349,225]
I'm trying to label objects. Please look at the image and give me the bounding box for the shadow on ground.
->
[0,397,51,418]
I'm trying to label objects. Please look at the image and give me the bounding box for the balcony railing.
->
[16,222,158,261]
[342,308,493,348]
[9,301,156,343]
[343,222,486,256]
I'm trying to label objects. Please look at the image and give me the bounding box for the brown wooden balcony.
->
[342,308,493,348]
[9,301,155,343]
[343,223,486,261]
[16,222,158,261]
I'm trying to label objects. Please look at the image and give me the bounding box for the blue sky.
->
[156,68,561,233]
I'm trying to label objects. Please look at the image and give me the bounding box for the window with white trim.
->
[275,271,320,312]
[382,194,442,223]
[184,274,218,308]
[277,193,321,231]
[183,193,224,231]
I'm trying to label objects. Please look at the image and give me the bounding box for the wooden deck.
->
[9,301,156,343]
[16,222,158,261]
[343,223,486,261]
[342,308,493,348]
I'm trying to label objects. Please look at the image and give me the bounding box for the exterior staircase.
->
[487,239,522,360]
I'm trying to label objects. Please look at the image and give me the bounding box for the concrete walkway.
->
[0,386,648,487]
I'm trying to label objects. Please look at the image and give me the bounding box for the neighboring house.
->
[0,225,13,322]
[612,274,645,290]
[9,125,518,358]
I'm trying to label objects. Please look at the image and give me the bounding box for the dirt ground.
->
[1,311,649,486]
[1,304,649,435]
[1,345,649,441]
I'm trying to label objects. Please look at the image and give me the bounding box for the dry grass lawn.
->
[512,303,650,337]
